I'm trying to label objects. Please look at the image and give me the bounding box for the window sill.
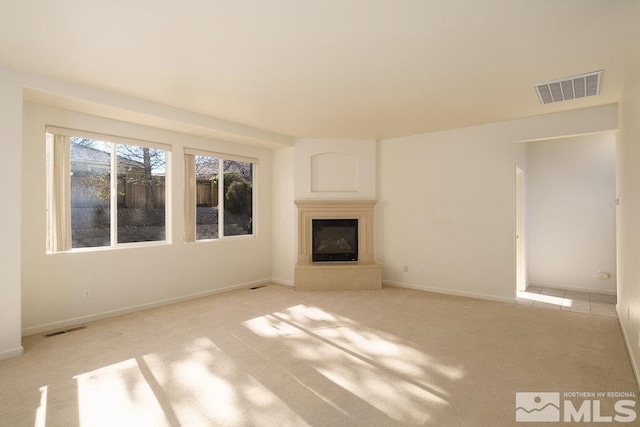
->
[188,234,256,244]
[47,240,171,254]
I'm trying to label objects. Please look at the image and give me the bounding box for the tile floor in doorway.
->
[516,285,617,318]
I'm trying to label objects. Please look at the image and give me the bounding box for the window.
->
[46,127,171,252]
[184,149,256,241]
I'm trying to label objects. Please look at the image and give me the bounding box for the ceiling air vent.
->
[534,71,603,104]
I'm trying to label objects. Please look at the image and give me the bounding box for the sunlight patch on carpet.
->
[243,304,462,424]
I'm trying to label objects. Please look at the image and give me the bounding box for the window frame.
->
[184,148,258,242]
[46,126,172,253]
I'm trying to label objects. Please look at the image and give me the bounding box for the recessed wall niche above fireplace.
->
[294,199,382,291]
[312,219,358,262]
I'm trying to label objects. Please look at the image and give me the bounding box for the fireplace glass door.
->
[312,219,358,262]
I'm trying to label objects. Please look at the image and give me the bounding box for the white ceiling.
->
[2,0,640,140]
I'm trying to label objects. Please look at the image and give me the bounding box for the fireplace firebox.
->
[312,219,358,262]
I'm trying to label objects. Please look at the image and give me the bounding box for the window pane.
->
[195,156,219,240]
[116,144,166,243]
[223,160,253,236]
[70,137,111,248]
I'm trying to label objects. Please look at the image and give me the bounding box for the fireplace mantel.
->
[294,199,382,291]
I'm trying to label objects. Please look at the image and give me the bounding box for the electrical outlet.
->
[83,289,91,300]
[254,264,259,270]
[420,267,426,274]
[403,265,409,273]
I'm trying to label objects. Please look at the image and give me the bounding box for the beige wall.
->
[21,103,273,335]
[527,133,617,293]
[617,38,640,383]
[0,68,24,360]
[272,106,618,302]
[273,105,617,301]
[294,139,377,200]
[271,147,295,285]
[514,142,527,171]
[0,63,290,360]
[378,105,618,302]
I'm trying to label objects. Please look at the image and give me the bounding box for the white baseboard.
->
[22,278,271,337]
[383,280,515,304]
[271,278,294,287]
[0,346,24,361]
[616,306,640,389]
[528,282,617,295]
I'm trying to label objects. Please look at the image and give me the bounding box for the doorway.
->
[515,167,526,292]
[514,133,617,311]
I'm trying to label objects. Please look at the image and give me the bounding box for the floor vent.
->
[534,70,603,104]
[44,325,87,338]
[250,285,267,290]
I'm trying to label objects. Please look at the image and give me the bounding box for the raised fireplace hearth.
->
[294,199,382,291]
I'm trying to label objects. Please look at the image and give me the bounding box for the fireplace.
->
[294,199,382,291]
[312,219,358,262]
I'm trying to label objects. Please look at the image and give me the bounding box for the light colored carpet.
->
[0,284,636,426]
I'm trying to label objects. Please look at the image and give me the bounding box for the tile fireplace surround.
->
[294,199,382,291]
